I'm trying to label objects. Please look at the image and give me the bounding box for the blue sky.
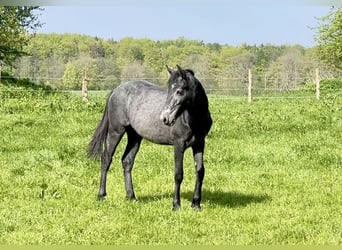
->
[37,3,331,47]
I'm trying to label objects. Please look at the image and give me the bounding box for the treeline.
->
[5,33,341,92]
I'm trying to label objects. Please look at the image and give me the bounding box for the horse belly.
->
[128,99,173,145]
[131,116,173,145]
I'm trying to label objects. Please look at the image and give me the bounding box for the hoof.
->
[126,195,137,202]
[97,191,107,201]
[98,193,106,201]
[172,204,181,212]
[191,203,202,211]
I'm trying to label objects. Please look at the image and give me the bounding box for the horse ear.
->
[176,64,183,72]
[186,69,195,76]
[166,65,174,75]
[176,65,187,79]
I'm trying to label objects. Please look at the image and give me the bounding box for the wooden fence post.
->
[82,69,88,102]
[264,73,267,92]
[248,68,252,103]
[315,68,320,100]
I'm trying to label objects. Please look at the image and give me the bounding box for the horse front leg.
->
[173,143,185,211]
[191,139,205,210]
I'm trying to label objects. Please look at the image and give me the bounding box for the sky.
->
[36,2,333,47]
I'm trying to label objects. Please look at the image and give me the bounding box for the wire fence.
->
[1,68,341,101]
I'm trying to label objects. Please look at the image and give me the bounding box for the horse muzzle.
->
[160,108,177,126]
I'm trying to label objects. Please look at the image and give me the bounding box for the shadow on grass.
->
[137,193,173,204]
[199,190,271,208]
[138,189,271,208]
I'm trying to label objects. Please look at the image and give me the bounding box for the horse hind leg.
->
[121,127,142,201]
[98,129,125,200]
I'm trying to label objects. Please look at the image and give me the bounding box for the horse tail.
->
[88,97,110,158]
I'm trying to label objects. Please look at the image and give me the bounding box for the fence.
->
[0,67,337,102]
[76,68,323,102]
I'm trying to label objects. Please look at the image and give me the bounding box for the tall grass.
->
[0,84,341,245]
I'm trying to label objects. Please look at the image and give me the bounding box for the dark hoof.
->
[191,203,202,211]
[98,194,106,201]
[172,205,181,211]
[126,196,137,202]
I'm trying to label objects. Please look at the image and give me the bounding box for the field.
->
[0,84,341,245]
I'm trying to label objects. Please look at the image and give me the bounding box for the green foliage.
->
[62,61,81,89]
[8,33,340,92]
[320,78,342,91]
[315,6,342,70]
[0,6,42,66]
[0,75,52,99]
[0,82,341,244]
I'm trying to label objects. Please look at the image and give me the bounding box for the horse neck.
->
[188,82,210,117]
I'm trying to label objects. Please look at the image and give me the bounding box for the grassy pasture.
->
[0,84,341,245]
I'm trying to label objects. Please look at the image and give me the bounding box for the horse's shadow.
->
[138,189,271,208]
[199,189,271,208]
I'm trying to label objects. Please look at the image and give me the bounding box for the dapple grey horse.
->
[88,65,212,210]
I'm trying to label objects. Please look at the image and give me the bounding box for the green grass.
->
[0,84,341,245]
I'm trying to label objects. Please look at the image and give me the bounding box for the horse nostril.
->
[163,117,168,124]
[176,89,183,95]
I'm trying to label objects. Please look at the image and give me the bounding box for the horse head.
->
[160,65,196,126]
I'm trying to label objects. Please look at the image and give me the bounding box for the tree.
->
[267,46,305,90]
[89,37,105,58]
[220,48,257,94]
[314,6,342,70]
[62,56,97,89]
[0,6,42,66]
[182,54,211,89]
[120,61,156,83]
